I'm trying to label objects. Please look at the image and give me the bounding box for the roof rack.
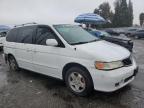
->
[14,22,37,27]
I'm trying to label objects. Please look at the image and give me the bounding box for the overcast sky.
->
[0,0,143,25]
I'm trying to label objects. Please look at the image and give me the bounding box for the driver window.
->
[35,27,56,45]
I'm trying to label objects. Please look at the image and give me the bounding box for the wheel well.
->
[4,53,14,63]
[7,54,16,62]
[7,54,14,59]
[62,63,92,81]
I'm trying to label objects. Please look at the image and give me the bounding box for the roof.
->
[13,22,78,28]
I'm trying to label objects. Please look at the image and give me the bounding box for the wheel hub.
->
[68,72,86,93]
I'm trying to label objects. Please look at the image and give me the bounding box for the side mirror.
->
[46,39,58,46]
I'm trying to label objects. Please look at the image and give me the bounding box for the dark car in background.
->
[88,29,133,52]
[124,28,138,36]
[131,29,144,39]
[105,29,120,36]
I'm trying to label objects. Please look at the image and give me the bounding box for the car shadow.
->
[5,67,136,108]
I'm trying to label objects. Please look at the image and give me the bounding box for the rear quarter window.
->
[16,26,35,44]
[6,28,17,42]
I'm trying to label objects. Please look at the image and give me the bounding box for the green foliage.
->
[94,2,113,28]
[93,0,134,28]
[139,13,144,26]
[128,0,133,26]
[113,0,133,27]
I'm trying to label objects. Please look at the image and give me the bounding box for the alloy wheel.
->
[68,72,86,93]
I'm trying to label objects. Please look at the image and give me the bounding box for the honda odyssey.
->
[4,23,138,96]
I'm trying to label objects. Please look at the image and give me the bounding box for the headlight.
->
[95,61,123,70]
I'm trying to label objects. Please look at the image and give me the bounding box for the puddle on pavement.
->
[0,70,8,88]
[0,54,8,87]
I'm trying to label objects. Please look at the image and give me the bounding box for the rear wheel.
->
[8,55,19,71]
[65,67,93,96]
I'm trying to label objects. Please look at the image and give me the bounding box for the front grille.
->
[122,57,132,66]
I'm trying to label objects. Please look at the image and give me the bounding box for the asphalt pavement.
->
[0,39,144,108]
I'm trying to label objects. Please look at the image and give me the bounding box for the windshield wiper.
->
[71,39,100,45]
[71,41,89,45]
[87,39,101,43]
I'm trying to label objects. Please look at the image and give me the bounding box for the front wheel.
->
[8,56,19,71]
[65,67,93,96]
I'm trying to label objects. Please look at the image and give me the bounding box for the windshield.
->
[99,31,111,37]
[54,25,98,45]
[91,30,111,37]
[128,29,137,31]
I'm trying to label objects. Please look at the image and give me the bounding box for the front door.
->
[33,26,65,78]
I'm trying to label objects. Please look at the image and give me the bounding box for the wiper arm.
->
[71,39,100,45]
[88,39,101,43]
[71,41,89,45]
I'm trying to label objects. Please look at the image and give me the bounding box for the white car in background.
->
[0,31,7,50]
[4,23,138,96]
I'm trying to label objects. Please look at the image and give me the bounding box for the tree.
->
[113,0,132,27]
[94,2,114,28]
[119,0,129,27]
[93,0,133,28]
[99,2,111,20]
[128,0,133,26]
[139,13,144,26]
[94,8,101,15]
[113,0,121,27]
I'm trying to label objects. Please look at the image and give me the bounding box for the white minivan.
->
[4,24,138,96]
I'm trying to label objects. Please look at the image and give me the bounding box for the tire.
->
[8,55,19,71]
[65,67,93,96]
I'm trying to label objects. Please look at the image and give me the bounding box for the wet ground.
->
[0,39,144,108]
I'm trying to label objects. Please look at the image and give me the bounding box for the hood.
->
[75,40,130,62]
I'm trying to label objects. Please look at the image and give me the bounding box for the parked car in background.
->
[105,29,120,36]
[88,29,133,52]
[0,25,11,50]
[124,28,138,36]
[0,30,9,50]
[4,23,138,96]
[131,29,144,39]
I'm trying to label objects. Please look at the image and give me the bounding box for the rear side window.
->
[35,27,56,45]
[17,26,35,44]
[6,29,17,42]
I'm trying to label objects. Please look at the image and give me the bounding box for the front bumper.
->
[89,58,138,92]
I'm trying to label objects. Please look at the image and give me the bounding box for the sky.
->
[0,0,143,25]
